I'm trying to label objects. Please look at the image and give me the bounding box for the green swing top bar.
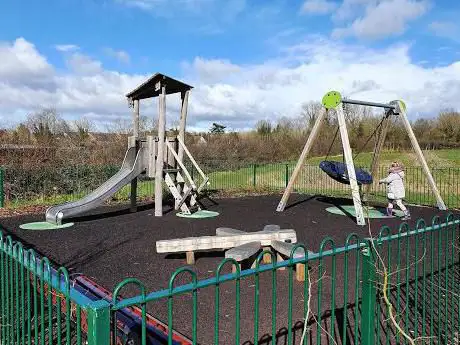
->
[322,90,400,110]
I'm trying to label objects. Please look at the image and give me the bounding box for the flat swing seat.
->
[319,160,373,185]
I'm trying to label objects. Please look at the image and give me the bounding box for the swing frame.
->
[276,91,447,226]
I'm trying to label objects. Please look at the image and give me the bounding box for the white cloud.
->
[0,38,55,89]
[65,53,103,75]
[332,0,429,40]
[54,44,80,52]
[103,47,131,64]
[181,57,241,84]
[429,21,460,42]
[331,0,376,23]
[1,37,460,132]
[301,0,337,14]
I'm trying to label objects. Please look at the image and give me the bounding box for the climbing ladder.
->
[145,135,209,215]
[164,136,209,214]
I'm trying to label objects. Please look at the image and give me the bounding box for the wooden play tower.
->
[126,73,209,217]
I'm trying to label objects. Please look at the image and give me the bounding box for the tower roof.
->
[126,73,193,100]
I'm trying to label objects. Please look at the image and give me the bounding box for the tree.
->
[73,116,94,143]
[13,124,32,144]
[300,101,323,129]
[26,108,67,145]
[436,110,460,144]
[210,123,226,134]
[140,115,157,136]
[273,116,295,134]
[255,120,272,135]
[105,118,132,135]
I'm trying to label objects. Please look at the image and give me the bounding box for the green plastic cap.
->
[322,91,342,109]
[390,100,407,115]
[398,100,406,113]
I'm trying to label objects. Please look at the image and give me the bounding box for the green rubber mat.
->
[176,210,220,218]
[19,222,75,230]
[326,205,404,218]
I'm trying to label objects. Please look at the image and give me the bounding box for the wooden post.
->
[178,90,189,162]
[336,105,366,226]
[130,99,140,212]
[186,251,195,265]
[364,114,391,199]
[176,90,189,203]
[133,99,140,137]
[155,85,166,217]
[296,263,305,281]
[398,102,447,210]
[276,107,327,212]
[167,137,177,168]
[263,246,272,264]
[166,137,180,209]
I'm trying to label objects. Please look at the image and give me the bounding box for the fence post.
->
[253,164,257,188]
[0,167,4,208]
[361,242,377,345]
[285,164,289,187]
[86,300,111,345]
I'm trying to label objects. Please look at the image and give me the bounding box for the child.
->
[379,162,411,220]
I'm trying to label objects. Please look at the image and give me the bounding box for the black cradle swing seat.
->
[319,160,373,185]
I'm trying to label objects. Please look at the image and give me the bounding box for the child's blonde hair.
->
[389,161,404,171]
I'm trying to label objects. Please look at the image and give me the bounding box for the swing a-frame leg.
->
[394,101,447,210]
[335,105,366,225]
[276,107,327,212]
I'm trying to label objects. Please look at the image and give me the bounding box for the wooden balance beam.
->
[156,225,312,281]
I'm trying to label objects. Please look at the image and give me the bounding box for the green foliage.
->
[3,164,119,201]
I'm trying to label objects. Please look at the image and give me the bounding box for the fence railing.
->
[1,163,459,210]
[0,231,114,345]
[105,214,459,345]
[1,214,459,344]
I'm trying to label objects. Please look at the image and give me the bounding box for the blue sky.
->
[1,0,460,131]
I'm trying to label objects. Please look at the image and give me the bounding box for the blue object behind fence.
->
[319,160,373,185]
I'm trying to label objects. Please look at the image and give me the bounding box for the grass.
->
[201,149,460,209]
[300,148,460,168]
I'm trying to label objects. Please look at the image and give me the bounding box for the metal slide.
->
[46,146,146,225]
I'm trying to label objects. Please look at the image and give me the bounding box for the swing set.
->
[276,91,447,226]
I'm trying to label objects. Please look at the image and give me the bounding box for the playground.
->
[1,193,458,344]
[0,73,459,345]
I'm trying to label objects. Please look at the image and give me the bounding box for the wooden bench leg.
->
[296,263,306,281]
[186,251,195,265]
[263,246,272,263]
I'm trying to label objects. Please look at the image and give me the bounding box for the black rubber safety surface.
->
[1,194,457,344]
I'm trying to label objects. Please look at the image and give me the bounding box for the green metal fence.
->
[1,163,459,210]
[0,232,112,345]
[108,214,459,345]
[0,215,459,344]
